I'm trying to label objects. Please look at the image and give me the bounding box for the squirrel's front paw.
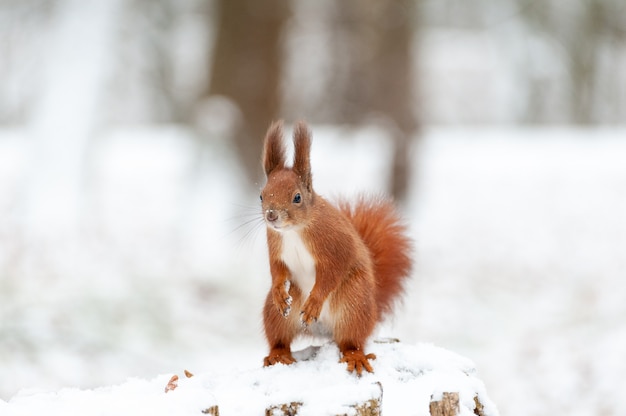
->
[300,298,322,327]
[272,280,292,317]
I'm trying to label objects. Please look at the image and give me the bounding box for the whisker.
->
[233,218,266,253]
[221,201,268,253]
[228,217,264,236]
[242,221,265,244]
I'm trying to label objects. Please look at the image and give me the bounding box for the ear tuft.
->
[263,120,286,177]
[293,120,312,192]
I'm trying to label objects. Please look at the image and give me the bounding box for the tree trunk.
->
[328,0,419,202]
[206,0,290,182]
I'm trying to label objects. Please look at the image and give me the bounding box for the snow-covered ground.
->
[1,126,625,415]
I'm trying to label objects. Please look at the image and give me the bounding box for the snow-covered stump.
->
[1,342,498,416]
[266,391,486,416]
[265,381,382,416]
[429,392,459,416]
[254,341,495,416]
[265,401,302,416]
[428,393,486,416]
[201,405,219,415]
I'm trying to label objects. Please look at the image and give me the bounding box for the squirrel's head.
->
[260,120,314,232]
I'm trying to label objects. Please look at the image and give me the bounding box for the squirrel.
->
[260,120,412,375]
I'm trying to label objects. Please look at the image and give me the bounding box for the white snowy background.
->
[1,1,626,415]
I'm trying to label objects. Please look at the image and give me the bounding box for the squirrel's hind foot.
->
[340,349,376,376]
[264,347,296,367]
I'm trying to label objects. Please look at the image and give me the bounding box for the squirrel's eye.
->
[293,193,302,204]
[259,194,263,202]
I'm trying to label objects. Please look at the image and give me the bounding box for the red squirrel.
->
[260,120,412,375]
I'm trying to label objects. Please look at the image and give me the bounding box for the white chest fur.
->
[280,229,316,296]
[280,229,333,336]
[282,231,334,337]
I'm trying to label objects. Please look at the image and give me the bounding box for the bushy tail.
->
[339,196,413,318]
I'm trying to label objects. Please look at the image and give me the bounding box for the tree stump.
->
[430,392,459,416]
[201,405,220,415]
[429,393,487,416]
[200,342,498,415]
[474,396,486,416]
[265,401,302,416]
[347,396,382,416]
[265,382,382,416]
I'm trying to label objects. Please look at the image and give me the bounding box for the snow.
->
[1,342,496,416]
[401,127,626,416]
[4,374,215,416]
[1,125,626,416]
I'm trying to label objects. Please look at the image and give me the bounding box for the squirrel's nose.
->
[266,209,278,222]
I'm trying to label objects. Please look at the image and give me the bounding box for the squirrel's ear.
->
[263,120,286,177]
[293,120,312,192]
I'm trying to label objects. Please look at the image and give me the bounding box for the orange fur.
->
[260,121,412,375]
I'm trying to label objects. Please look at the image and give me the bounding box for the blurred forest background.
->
[1,1,626,415]
[2,0,625,199]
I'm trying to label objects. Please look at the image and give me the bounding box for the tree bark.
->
[328,0,419,202]
[206,0,290,182]
[429,392,460,416]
